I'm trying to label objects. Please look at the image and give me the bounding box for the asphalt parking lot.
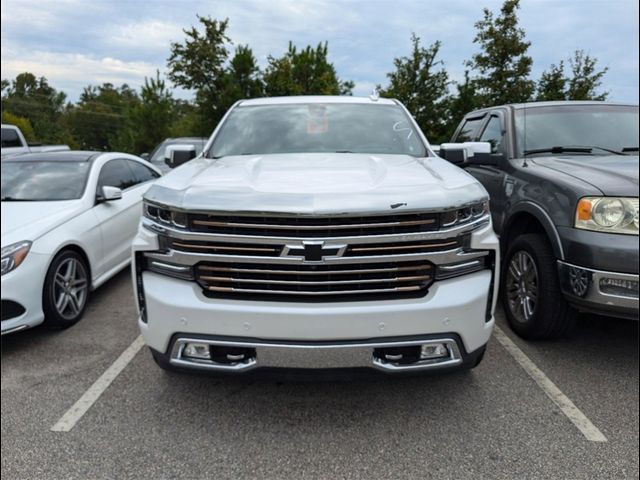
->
[1,268,638,480]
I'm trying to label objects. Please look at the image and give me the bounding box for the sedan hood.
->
[145,153,488,214]
[532,155,639,196]
[1,201,85,246]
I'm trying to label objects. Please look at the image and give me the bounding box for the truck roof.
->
[467,100,638,116]
[238,95,398,107]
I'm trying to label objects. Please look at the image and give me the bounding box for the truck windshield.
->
[208,103,427,158]
[1,161,90,201]
[515,104,639,158]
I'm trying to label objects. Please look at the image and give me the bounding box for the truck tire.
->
[42,250,90,330]
[501,233,576,340]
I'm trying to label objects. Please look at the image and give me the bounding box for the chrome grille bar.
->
[199,275,432,286]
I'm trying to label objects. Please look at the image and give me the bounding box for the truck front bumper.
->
[558,261,639,320]
[138,268,494,373]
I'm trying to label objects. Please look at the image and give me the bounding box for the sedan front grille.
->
[195,260,434,301]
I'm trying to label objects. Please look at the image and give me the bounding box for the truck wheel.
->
[42,250,90,330]
[501,234,576,340]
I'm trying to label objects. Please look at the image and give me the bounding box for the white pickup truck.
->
[1,124,69,158]
[133,96,500,376]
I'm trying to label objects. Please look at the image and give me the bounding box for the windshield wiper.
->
[524,145,625,156]
[622,147,639,153]
[524,146,592,156]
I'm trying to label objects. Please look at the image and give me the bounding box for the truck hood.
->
[145,153,488,214]
[1,200,85,246]
[532,155,639,196]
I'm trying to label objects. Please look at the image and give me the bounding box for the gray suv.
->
[443,101,638,339]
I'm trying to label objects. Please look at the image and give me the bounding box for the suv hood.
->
[145,153,488,214]
[1,200,85,246]
[532,155,639,196]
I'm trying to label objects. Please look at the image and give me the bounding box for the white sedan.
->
[1,151,161,334]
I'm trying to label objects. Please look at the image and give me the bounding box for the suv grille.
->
[196,260,434,301]
[188,212,440,237]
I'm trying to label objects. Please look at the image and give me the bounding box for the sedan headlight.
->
[1,241,32,276]
[576,197,639,235]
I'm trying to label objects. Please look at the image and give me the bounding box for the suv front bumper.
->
[558,261,639,320]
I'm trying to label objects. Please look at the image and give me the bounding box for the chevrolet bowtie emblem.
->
[282,241,346,262]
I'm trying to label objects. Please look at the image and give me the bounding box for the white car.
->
[1,151,161,334]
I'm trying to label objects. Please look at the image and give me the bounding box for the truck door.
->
[467,112,508,234]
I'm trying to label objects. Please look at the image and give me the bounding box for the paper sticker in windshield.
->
[307,105,329,134]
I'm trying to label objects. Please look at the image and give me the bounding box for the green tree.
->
[215,45,265,118]
[263,42,354,96]
[2,72,68,142]
[167,16,231,131]
[536,62,567,101]
[379,34,450,143]
[536,51,609,101]
[566,50,609,100]
[67,83,139,150]
[468,0,534,106]
[1,111,36,141]
[445,70,481,140]
[113,71,174,154]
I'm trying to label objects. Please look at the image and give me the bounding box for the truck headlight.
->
[1,241,32,276]
[143,201,187,229]
[441,200,490,228]
[576,197,639,235]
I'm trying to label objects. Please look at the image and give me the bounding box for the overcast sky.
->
[1,0,638,103]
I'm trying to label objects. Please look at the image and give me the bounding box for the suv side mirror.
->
[439,142,493,166]
[97,186,122,202]
[165,145,196,168]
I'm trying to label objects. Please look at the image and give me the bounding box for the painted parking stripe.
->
[493,325,607,443]
[51,335,145,432]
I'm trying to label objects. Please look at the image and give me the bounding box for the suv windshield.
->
[1,161,91,201]
[515,104,639,157]
[208,103,427,158]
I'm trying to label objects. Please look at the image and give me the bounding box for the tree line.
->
[1,0,609,152]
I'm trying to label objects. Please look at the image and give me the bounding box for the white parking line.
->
[493,325,608,442]
[51,335,145,432]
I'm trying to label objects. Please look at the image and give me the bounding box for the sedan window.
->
[1,161,91,201]
[97,159,138,191]
[127,160,160,184]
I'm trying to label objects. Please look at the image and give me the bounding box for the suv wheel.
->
[501,234,576,340]
[42,250,90,330]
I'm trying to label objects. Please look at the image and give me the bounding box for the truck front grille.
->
[188,212,439,237]
[195,260,434,301]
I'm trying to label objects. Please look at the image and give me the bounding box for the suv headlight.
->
[1,241,32,276]
[576,197,639,235]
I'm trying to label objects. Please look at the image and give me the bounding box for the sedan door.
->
[92,159,157,278]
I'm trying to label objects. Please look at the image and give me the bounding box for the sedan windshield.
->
[208,103,427,158]
[1,161,91,201]
[515,104,639,157]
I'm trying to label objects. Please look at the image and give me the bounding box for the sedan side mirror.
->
[97,186,123,202]
[165,145,196,168]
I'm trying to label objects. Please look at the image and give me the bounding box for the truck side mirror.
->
[165,145,196,168]
[439,142,493,166]
[140,153,150,160]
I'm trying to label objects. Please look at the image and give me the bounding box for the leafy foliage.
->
[264,42,354,96]
[468,0,534,106]
[379,35,450,143]
[536,51,609,101]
